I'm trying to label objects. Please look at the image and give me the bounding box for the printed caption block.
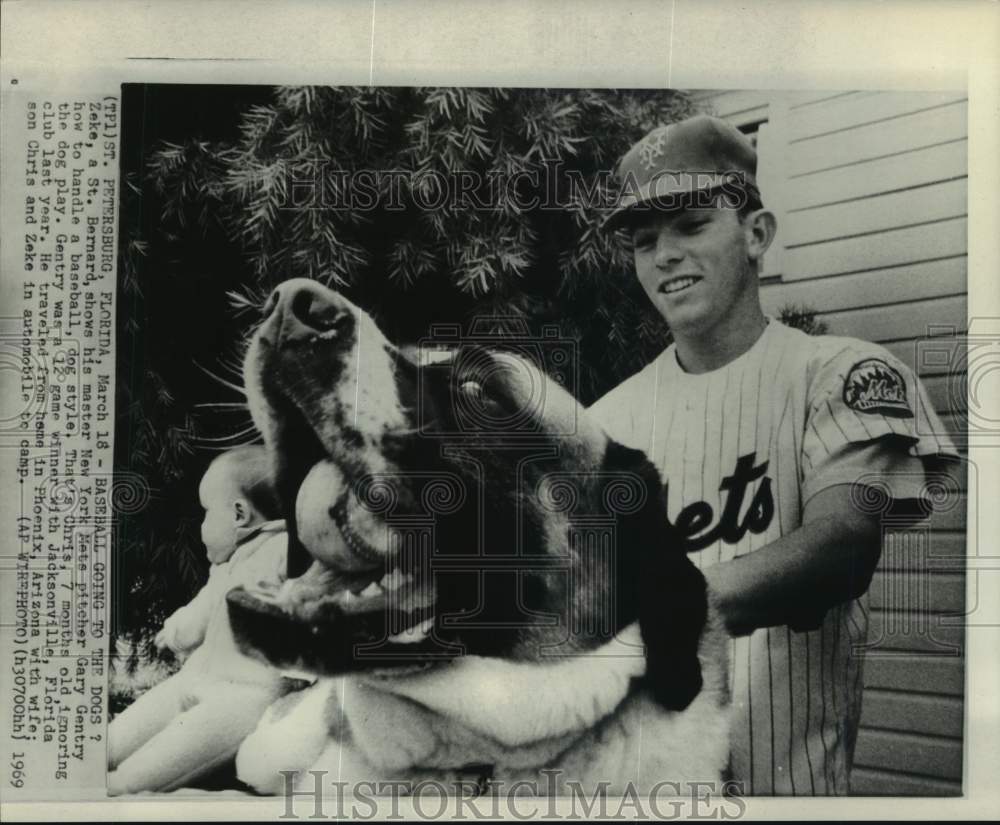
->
[1,89,119,800]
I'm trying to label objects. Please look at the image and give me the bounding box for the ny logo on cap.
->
[638,128,668,171]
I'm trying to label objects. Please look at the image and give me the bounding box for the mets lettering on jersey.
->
[668,452,774,552]
[590,319,957,795]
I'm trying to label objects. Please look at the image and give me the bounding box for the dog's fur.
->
[227,278,730,794]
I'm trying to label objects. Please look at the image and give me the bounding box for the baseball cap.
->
[602,114,760,231]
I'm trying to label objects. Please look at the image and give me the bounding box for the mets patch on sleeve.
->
[842,358,913,418]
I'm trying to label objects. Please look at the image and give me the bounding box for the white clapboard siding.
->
[693,89,862,128]
[691,89,769,125]
[851,767,960,796]
[687,89,843,124]
[937,413,969,450]
[788,101,967,177]
[868,612,965,655]
[782,217,967,281]
[761,257,966,317]
[925,453,968,495]
[818,295,967,345]
[869,571,964,614]
[694,88,968,797]
[883,336,968,377]
[787,91,967,142]
[788,90,865,109]
[783,178,966,246]
[853,730,963,781]
[864,656,963,696]
[861,690,964,738]
[785,139,967,210]
[923,373,969,415]
[877,531,966,570]
[919,495,967,532]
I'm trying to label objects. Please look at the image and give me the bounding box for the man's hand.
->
[703,484,885,637]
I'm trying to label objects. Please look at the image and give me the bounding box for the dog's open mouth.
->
[227,504,441,674]
[227,391,441,674]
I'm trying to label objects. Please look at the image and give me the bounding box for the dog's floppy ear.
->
[639,545,708,711]
[601,440,709,712]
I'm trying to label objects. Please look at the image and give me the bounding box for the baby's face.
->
[198,464,242,564]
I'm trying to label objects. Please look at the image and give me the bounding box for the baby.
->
[109,446,291,795]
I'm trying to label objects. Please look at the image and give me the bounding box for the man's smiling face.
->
[631,203,757,341]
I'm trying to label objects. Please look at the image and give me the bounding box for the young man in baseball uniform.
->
[591,115,958,795]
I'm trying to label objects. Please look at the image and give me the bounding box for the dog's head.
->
[228,278,707,710]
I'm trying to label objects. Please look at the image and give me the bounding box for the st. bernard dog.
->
[227,278,730,796]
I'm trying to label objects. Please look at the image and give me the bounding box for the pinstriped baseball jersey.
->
[589,319,957,795]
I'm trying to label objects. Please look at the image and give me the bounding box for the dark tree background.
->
[113,85,704,648]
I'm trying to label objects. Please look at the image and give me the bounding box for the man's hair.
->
[737,190,764,221]
[209,445,281,520]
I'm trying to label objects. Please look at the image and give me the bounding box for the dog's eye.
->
[459,379,486,402]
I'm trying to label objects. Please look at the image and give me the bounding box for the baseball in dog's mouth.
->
[327,498,385,568]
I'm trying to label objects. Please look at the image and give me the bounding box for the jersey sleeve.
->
[801,342,960,507]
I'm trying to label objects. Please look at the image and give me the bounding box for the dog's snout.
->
[290,285,352,336]
[265,278,355,344]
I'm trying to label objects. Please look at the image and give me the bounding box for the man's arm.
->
[703,484,884,637]
[721,339,961,639]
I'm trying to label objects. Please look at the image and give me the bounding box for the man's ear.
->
[639,546,708,711]
[233,498,256,528]
[744,208,777,265]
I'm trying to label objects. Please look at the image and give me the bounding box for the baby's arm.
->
[155,565,227,653]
